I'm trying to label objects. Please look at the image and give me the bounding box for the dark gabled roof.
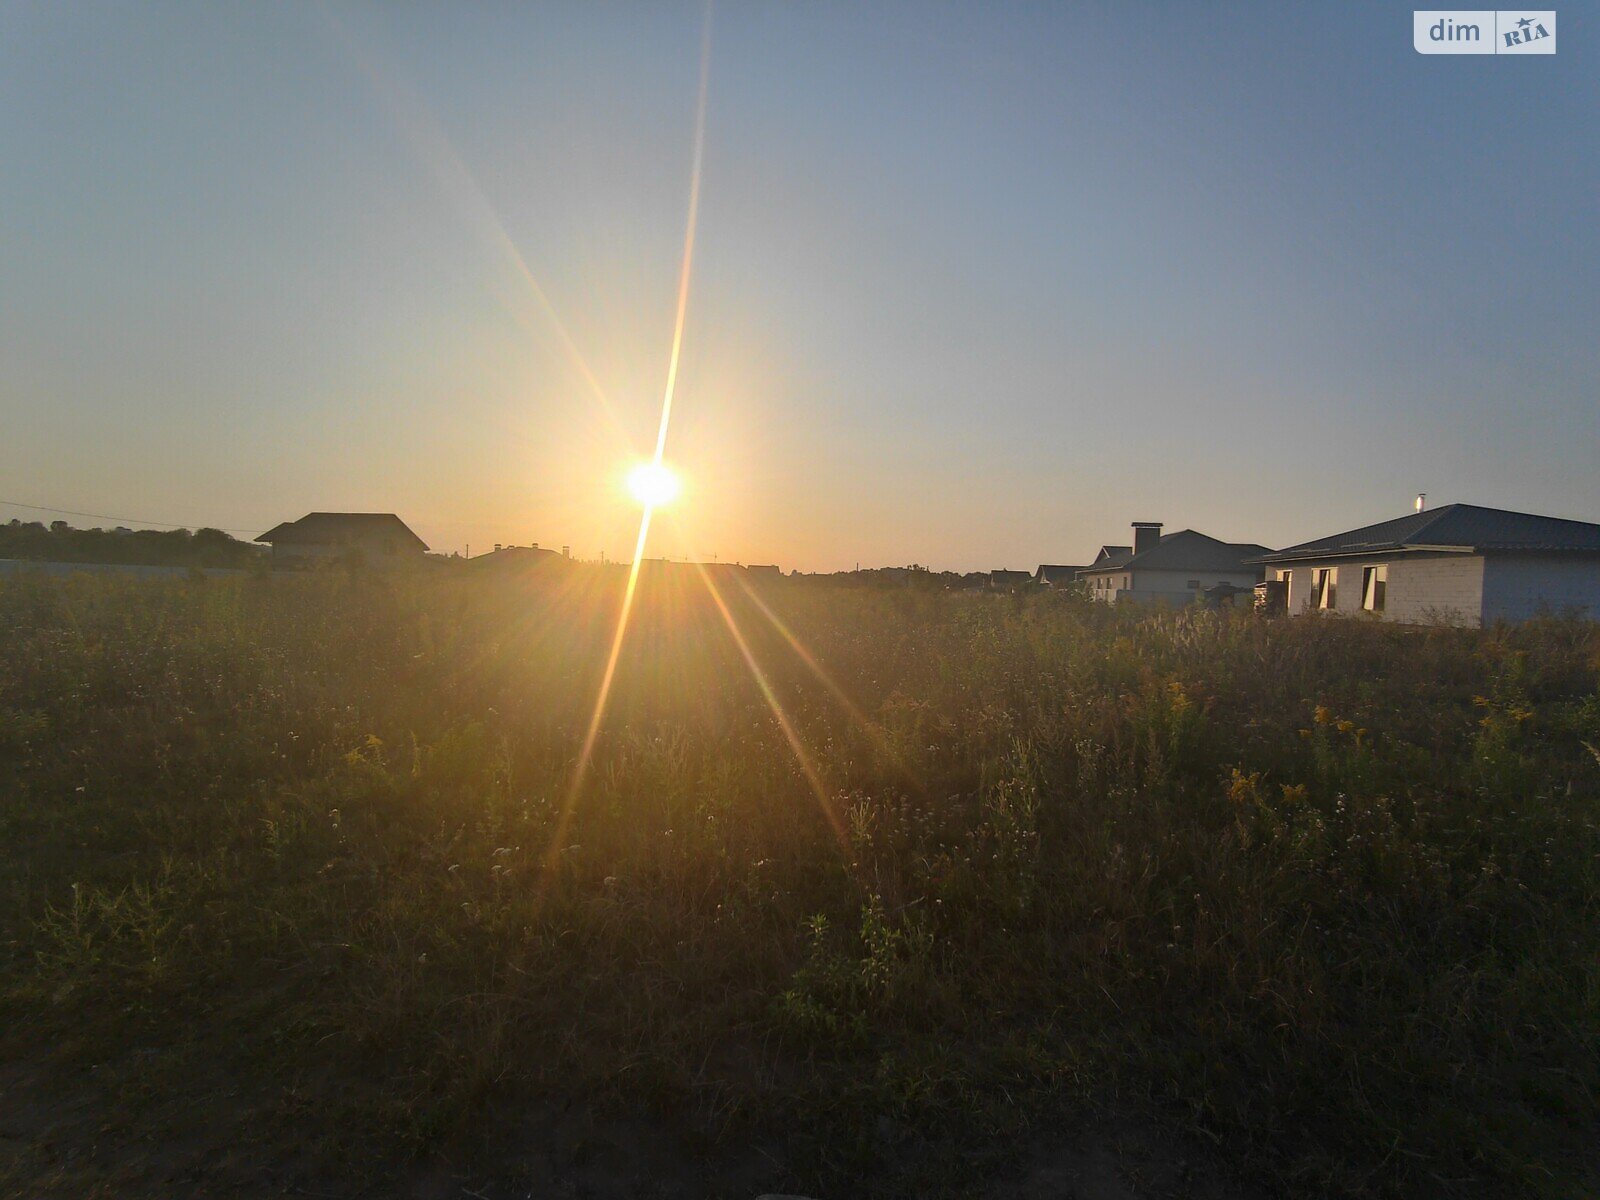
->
[1082,529,1271,574]
[256,512,428,550]
[1034,564,1087,583]
[1255,504,1600,563]
[1091,545,1133,569]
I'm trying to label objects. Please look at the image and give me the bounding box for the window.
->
[1312,567,1337,610]
[1362,565,1387,612]
[1186,579,1201,589]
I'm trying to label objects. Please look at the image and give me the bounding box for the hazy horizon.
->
[3,2,1596,572]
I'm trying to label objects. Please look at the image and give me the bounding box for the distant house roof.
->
[256,513,428,551]
[1083,529,1272,574]
[470,545,561,568]
[1090,545,1133,570]
[1034,564,1087,584]
[990,569,1032,585]
[1256,504,1600,563]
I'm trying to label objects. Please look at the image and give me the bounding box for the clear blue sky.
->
[2,2,1595,571]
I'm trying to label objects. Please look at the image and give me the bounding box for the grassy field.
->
[1,568,1597,1198]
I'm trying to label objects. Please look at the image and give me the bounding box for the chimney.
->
[494,543,502,552]
[562,545,570,558]
[1132,521,1163,556]
[531,542,539,550]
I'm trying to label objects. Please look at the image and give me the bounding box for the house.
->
[1079,537,1138,582]
[1081,521,1271,605]
[1252,503,1600,625]
[635,559,781,585]
[989,569,1033,590]
[469,543,566,573]
[255,512,428,567]
[1033,564,1088,588]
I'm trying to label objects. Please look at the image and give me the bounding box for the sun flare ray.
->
[726,569,919,787]
[321,9,625,443]
[536,507,656,899]
[538,3,715,901]
[691,562,849,851]
[650,6,712,470]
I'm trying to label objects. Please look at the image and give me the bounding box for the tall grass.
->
[1,569,1597,1196]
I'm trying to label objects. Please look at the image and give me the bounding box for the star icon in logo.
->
[1517,16,1534,29]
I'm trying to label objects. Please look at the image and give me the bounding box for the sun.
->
[626,461,682,508]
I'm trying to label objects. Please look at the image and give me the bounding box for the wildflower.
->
[1314,705,1333,725]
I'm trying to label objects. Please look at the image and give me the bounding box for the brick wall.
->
[1273,553,1483,625]
[1386,555,1484,625]
[1481,554,1600,622]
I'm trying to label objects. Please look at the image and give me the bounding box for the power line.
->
[0,499,265,537]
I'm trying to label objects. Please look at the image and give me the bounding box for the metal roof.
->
[1082,529,1271,574]
[1033,564,1088,582]
[1255,504,1600,563]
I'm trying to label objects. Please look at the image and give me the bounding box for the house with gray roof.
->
[988,568,1034,590]
[1081,521,1271,605]
[1086,542,1134,572]
[1032,563,1089,588]
[1253,503,1600,626]
[256,512,428,568]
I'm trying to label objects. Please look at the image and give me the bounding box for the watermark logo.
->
[1501,12,1553,48]
[1414,10,1556,53]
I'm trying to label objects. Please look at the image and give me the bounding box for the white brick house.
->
[1253,504,1600,626]
[1080,521,1271,605]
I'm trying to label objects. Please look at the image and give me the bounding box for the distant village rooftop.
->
[1081,521,1272,605]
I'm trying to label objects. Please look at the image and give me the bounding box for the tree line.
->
[0,520,266,569]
